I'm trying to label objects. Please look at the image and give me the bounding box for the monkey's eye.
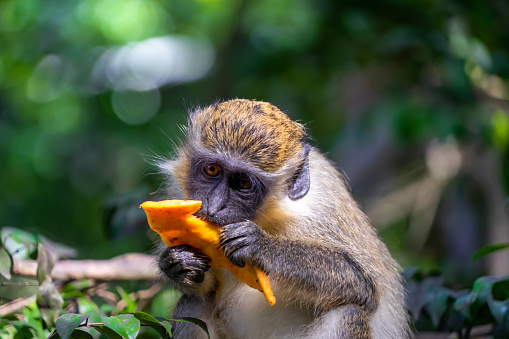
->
[203,163,221,177]
[234,173,252,190]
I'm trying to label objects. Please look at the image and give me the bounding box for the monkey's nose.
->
[206,196,227,218]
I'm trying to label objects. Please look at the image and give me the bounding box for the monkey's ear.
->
[288,144,311,200]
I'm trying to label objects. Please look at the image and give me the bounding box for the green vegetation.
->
[1,0,508,337]
[1,230,509,338]
[0,229,208,338]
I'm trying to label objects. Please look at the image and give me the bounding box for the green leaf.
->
[488,277,509,325]
[16,304,47,338]
[101,314,140,339]
[159,320,173,338]
[1,228,39,259]
[454,294,472,319]
[70,329,94,339]
[472,243,509,262]
[149,288,181,317]
[9,320,45,339]
[0,247,13,280]
[472,276,497,296]
[116,286,136,313]
[89,325,124,339]
[492,277,509,301]
[36,243,55,284]
[0,325,18,339]
[134,312,172,337]
[1,227,39,246]
[61,279,94,293]
[87,315,124,339]
[454,276,500,322]
[37,277,64,329]
[37,280,64,310]
[56,314,91,339]
[491,109,509,152]
[470,276,497,316]
[406,276,444,320]
[493,306,509,338]
[487,296,509,325]
[77,297,101,315]
[47,331,61,339]
[425,289,451,328]
[99,303,116,315]
[171,317,210,339]
[12,325,37,339]
[134,312,163,325]
[39,308,60,329]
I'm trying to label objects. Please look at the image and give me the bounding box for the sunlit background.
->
[1,0,508,287]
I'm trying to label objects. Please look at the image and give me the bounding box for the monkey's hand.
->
[220,221,265,268]
[158,244,211,285]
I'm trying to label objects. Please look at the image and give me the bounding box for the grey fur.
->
[155,100,412,338]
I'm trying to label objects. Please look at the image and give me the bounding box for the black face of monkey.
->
[186,156,271,226]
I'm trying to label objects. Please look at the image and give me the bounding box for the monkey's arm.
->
[220,221,378,313]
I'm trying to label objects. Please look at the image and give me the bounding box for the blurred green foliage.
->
[1,0,508,284]
[405,268,509,338]
[0,230,185,338]
[2,230,509,337]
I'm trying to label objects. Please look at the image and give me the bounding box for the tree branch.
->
[12,253,158,281]
[0,296,37,317]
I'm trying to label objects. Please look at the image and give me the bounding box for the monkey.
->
[155,99,412,338]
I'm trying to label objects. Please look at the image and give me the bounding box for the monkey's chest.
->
[210,270,313,339]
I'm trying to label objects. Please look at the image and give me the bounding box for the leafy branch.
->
[48,313,209,339]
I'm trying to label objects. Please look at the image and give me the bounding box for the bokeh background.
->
[1,0,508,288]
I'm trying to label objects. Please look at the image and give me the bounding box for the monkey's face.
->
[185,154,271,226]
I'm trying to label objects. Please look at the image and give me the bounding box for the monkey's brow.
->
[191,152,256,172]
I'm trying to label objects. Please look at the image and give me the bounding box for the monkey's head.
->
[172,99,310,226]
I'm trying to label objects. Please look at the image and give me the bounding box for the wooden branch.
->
[0,296,37,317]
[12,253,158,281]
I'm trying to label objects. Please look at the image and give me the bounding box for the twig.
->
[1,281,39,286]
[0,296,37,317]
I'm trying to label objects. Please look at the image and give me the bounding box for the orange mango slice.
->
[141,200,276,306]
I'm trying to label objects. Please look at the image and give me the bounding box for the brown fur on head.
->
[187,99,307,173]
